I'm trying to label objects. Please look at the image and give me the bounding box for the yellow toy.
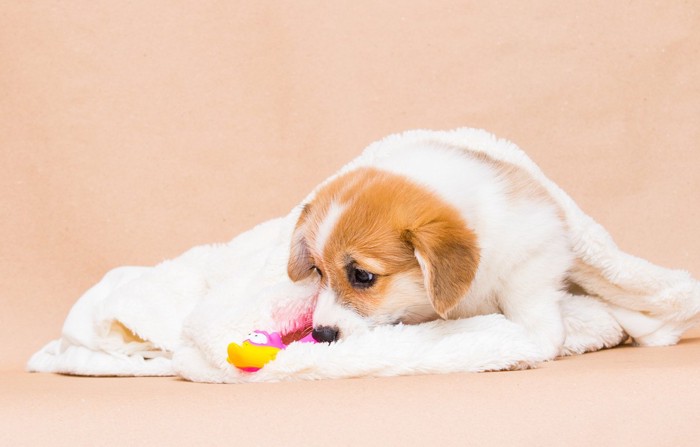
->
[227,330,316,372]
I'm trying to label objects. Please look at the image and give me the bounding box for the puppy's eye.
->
[348,266,376,289]
[311,265,323,278]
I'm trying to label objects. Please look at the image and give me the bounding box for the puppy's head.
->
[288,168,480,341]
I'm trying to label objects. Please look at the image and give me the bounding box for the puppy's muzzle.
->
[312,326,339,343]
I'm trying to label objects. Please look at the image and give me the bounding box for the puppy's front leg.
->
[499,289,566,360]
[560,293,627,355]
[498,255,569,360]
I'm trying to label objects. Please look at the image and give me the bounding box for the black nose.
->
[312,326,339,343]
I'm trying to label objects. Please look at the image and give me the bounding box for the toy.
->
[227,330,316,372]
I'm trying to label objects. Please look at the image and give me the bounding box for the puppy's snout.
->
[312,326,339,343]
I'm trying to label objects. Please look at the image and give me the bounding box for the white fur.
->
[314,201,345,255]
[313,288,370,337]
[377,272,438,324]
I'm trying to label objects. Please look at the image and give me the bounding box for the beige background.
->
[1,1,699,445]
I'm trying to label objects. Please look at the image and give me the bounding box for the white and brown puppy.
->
[288,144,574,360]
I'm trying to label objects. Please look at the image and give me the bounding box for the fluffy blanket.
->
[28,128,700,383]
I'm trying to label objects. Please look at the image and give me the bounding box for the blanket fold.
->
[27,128,700,382]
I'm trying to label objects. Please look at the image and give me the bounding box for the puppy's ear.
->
[288,205,314,282]
[403,220,480,318]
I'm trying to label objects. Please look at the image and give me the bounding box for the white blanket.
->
[28,128,700,383]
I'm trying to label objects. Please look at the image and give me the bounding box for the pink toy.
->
[226,330,316,372]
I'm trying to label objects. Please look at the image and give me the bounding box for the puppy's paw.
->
[561,294,627,356]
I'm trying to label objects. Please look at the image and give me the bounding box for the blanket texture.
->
[28,128,700,383]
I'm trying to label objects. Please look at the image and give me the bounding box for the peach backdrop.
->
[1,2,698,445]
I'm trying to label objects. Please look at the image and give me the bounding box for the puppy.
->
[287,143,574,360]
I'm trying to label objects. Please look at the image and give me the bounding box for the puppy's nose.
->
[312,326,339,343]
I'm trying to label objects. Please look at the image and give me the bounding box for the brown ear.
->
[403,220,480,318]
[288,205,314,282]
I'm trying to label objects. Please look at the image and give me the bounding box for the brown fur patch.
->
[288,167,481,320]
[465,150,554,206]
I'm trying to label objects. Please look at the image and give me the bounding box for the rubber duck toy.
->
[227,330,316,372]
